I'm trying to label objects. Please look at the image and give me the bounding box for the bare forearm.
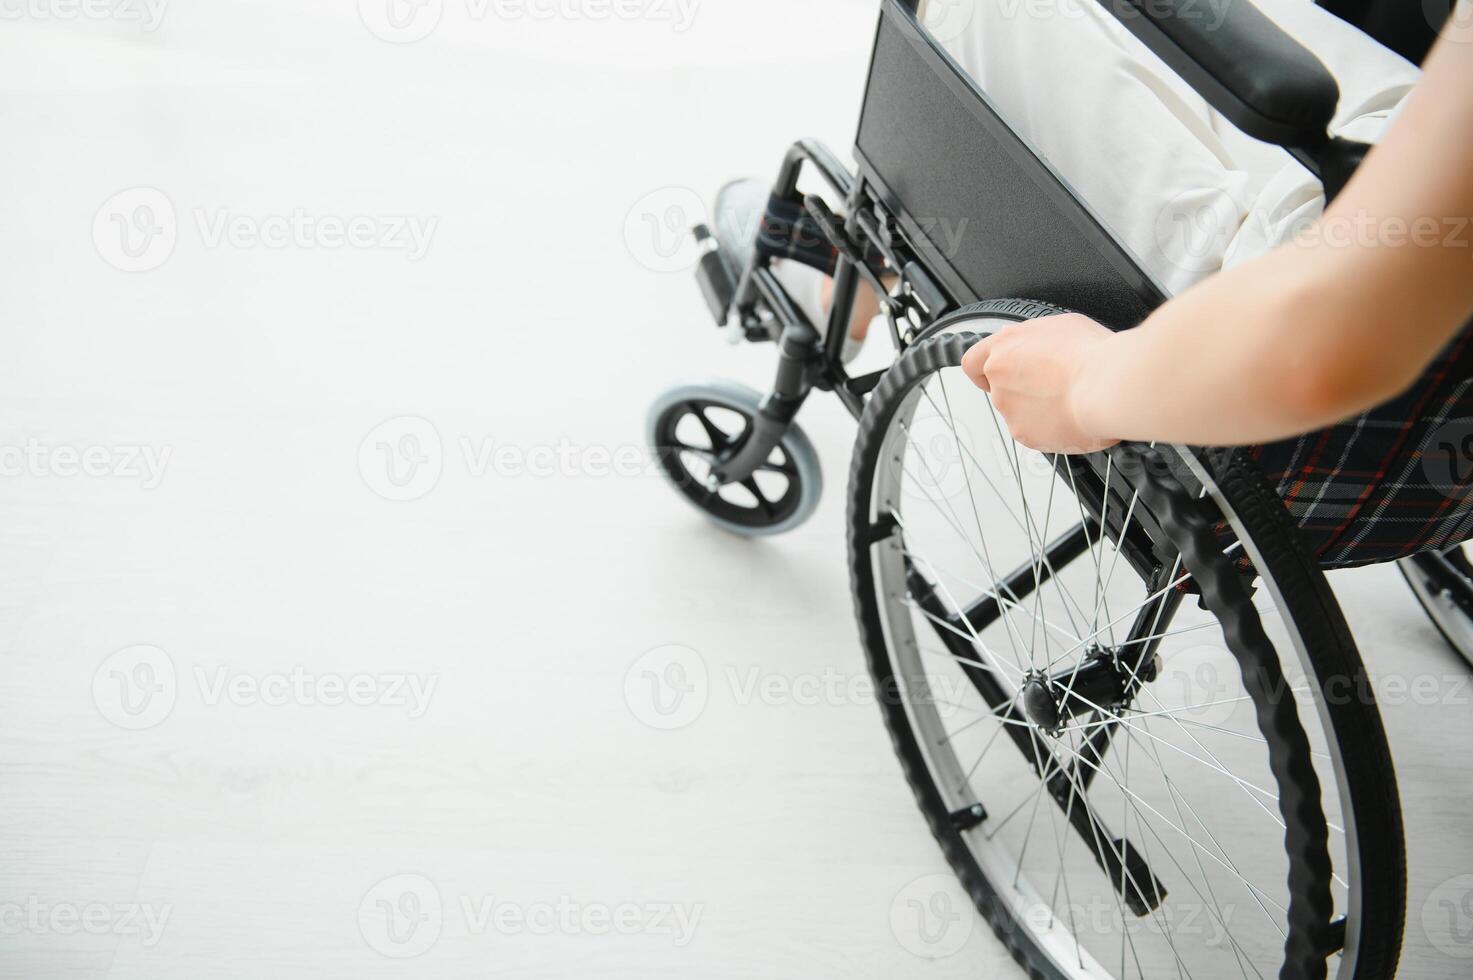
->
[1071,247,1399,446]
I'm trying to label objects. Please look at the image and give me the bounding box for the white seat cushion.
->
[928,0,1421,294]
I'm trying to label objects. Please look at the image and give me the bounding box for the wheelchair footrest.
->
[692,224,736,326]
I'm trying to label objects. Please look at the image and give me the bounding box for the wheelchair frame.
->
[698,0,1371,487]
[654,3,1473,973]
[696,0,1473,642]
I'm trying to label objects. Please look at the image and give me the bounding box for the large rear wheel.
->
[848,308,1404,980]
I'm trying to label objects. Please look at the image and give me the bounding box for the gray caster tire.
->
[647,380,822,537]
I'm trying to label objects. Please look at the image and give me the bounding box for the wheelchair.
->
[647,2,1467,977]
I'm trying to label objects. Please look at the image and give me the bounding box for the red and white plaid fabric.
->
[1250,321,1473,569]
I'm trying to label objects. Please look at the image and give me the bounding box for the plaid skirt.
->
[1249,323,1473,569]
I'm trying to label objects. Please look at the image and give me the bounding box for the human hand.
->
[959,313,1120,454]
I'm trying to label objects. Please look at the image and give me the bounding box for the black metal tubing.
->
[1407,549,1473,616]
[732,139,856,318]
[711,142,880,484]
[909,544,1169,916]
[950,521,1097,636]
[711,0,1375,488]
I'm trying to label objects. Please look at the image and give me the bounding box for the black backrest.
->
[854,0,1165,329]
[1318,0,1446,64]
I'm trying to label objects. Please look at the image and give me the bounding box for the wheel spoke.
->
[690,404,733,450]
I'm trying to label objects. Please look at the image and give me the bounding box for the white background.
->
[0,0,1470,976]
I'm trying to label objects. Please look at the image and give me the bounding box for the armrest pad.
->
[1098,0,1340,146]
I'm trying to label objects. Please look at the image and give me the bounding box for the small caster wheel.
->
[647,379,822,537]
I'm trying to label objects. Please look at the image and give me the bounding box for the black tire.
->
[847,303,1404,980]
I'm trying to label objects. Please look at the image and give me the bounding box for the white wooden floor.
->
[0,2,1470,977]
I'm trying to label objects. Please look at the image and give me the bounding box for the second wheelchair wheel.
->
[1398,546,1473,666]
[847,310,1404,980]
[648,379,822,536]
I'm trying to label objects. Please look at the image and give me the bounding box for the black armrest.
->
[1097,0,1340,147]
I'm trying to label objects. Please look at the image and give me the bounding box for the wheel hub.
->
[1019,647,1154,734]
